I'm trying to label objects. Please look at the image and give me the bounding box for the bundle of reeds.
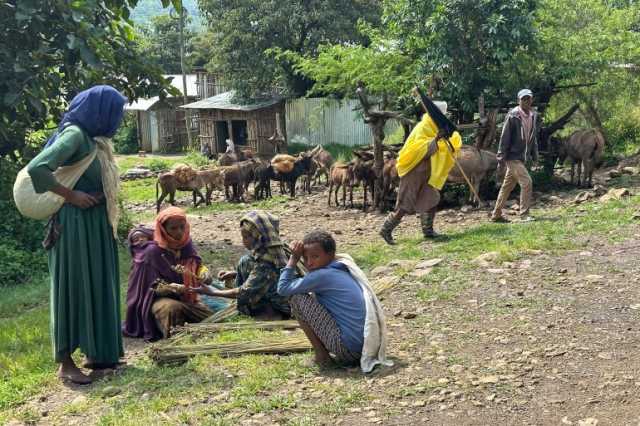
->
[150,336,311,364]
[174,320,300,337]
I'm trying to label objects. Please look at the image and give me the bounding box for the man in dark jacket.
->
[491,89,538,222]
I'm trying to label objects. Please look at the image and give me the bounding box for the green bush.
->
[0,240,47,285]
[0,159,47,285]
[113,116,139,154]
[148,158,170,172]
[184,150,211,168]
[117,197,134,242]
[604,106,640,157]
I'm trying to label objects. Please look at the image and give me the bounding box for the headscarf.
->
[45,85,127,147]
[127,225,154,257]
[154,207,191,250]
[239,210,288,268]
[154,207,199,303]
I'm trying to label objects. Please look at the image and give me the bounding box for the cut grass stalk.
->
[176,320,300,336]
[150,336,312,364]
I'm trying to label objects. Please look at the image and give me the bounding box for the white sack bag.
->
[13,148,97,220]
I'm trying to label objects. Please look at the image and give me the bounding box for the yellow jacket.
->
[396,113,462,190]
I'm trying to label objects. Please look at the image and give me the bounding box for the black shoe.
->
[379,228,396,245]
[423,230,449,241]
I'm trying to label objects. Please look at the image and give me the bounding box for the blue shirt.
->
[278,261,366,353]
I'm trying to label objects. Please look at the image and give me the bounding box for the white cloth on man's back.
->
[335,253,393,373]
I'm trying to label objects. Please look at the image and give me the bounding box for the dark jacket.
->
[497,108,539,163]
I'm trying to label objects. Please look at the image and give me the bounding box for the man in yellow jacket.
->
[379,102,462,245]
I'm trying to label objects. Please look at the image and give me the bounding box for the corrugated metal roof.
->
[126,97,160,111]
[125,74,198,111]
[181,90,282,111]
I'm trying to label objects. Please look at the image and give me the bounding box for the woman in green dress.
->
[27,85,127,384]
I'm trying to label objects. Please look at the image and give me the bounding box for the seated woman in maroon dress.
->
[122,207,212,340]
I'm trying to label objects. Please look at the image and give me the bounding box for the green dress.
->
[27,126,123,363]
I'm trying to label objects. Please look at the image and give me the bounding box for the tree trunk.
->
[179,8,193,149]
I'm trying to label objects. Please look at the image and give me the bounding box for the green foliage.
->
[0,0,176,161]
[130,0,201,27]
[183,150,212,168]
[0,158,47,286]
[383,0,537,117]
[197,0,381,99]
[533,0,640,154]
[134,13,195,73]
[148,159,171,172]
[117,197,134,242]
[287,37,417,100]
[113,116,139,155]
[604,106,640,156]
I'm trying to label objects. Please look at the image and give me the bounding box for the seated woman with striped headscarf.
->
[122,207,217,340]
[191,210,291,320]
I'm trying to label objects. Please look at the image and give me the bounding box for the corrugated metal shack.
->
[182,91,286,157]
[125,74,199,153]
[285,98,399,147]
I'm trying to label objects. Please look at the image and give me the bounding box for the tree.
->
[288,37,417,212]
[197,0,381,99]
[135,13,195,74]
[527,0,640,152]
[0,0,179,161]
[383,0,538,121]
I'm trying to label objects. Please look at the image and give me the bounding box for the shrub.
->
[184,150,211,168]
[148,158,170,172]
[113,116,139,154]
[117,197,134,242]
[0,200,47,286]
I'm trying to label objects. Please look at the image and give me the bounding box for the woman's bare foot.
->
[57,363,91,385]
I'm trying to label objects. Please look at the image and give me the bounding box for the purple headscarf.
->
[45,85,127,147]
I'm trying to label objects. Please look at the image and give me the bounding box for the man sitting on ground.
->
[278,230,392,372]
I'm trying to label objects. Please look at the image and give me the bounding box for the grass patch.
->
[120,177,157,203]
[0,246,134,416]
[116,153,214,175]
[185,195,291,215]
[0,273,54,416]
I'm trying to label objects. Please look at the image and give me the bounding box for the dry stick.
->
[412,88,483,205]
